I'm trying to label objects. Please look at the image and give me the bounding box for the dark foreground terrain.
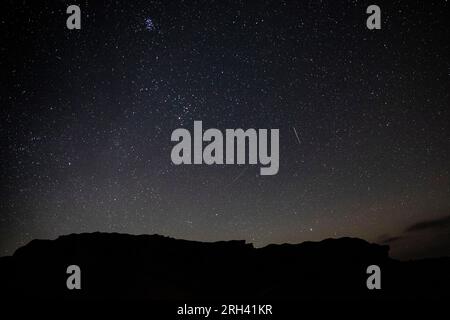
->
[0,232,448,300]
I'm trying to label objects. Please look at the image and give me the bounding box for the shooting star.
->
[225,167,249,190]
[292,127,301,145]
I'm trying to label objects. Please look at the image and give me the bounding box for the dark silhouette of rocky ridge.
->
[0,232,448,300]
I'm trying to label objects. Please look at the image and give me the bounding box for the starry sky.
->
[1,0,449,259]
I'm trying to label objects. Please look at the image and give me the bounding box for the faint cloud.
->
[378,235,403,245]
[405,215,450,233]
[377,213,450,246]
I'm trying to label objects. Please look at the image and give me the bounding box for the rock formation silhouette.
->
[0,232,448,300]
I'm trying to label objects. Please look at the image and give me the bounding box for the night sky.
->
[1,0,449,260]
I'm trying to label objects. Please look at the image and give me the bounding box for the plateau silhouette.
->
[0,232,448,300]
